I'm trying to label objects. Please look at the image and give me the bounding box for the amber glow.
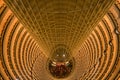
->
[0,0,120,80]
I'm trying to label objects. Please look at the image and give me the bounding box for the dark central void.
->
[47,45,74,79]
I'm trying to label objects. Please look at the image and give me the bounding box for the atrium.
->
[0,0,120,80]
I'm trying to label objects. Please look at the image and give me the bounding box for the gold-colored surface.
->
[3,0,115,55]
[0,0,120,80]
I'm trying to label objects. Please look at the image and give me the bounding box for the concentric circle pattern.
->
[0,0,120,80]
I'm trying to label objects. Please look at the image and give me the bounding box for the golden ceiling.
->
[3,0,116,55]
[0,0,120,80]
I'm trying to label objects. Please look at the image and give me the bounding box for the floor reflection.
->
[48,60,73,78]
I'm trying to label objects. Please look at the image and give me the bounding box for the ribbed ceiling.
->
[0,0,120,80]
[3,0,115,55]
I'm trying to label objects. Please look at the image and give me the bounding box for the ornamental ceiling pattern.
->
[3,0,116,55]
[0,0,120,80]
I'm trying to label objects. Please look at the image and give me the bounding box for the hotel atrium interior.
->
[0,0,120,80]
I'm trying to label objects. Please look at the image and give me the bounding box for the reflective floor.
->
[48,60,74,78]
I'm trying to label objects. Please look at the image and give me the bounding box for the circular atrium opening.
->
[47,46,75,79]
